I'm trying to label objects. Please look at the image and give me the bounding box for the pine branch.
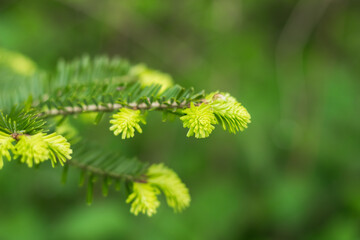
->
[0,52,251,217]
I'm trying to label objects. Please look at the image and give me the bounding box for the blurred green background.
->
[0,0,360,239]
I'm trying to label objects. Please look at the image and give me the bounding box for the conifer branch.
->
[0,53,251,217]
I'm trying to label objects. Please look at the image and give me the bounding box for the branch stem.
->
[67,159,146,182]
[42,101,191,117]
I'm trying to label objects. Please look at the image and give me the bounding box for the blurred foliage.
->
[0,0,359,239]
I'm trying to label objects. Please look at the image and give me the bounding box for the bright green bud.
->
[43,133,73,167]
[126,163,191,216]
[15,133,49,168]
[109,108,146,139]
[1,131,72,169]
[0,131,15,169]
[147,164,190,212]
[126,182,160,217]
[207,92,251,133]
[131,64,174,93]
[180,103,217,138]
